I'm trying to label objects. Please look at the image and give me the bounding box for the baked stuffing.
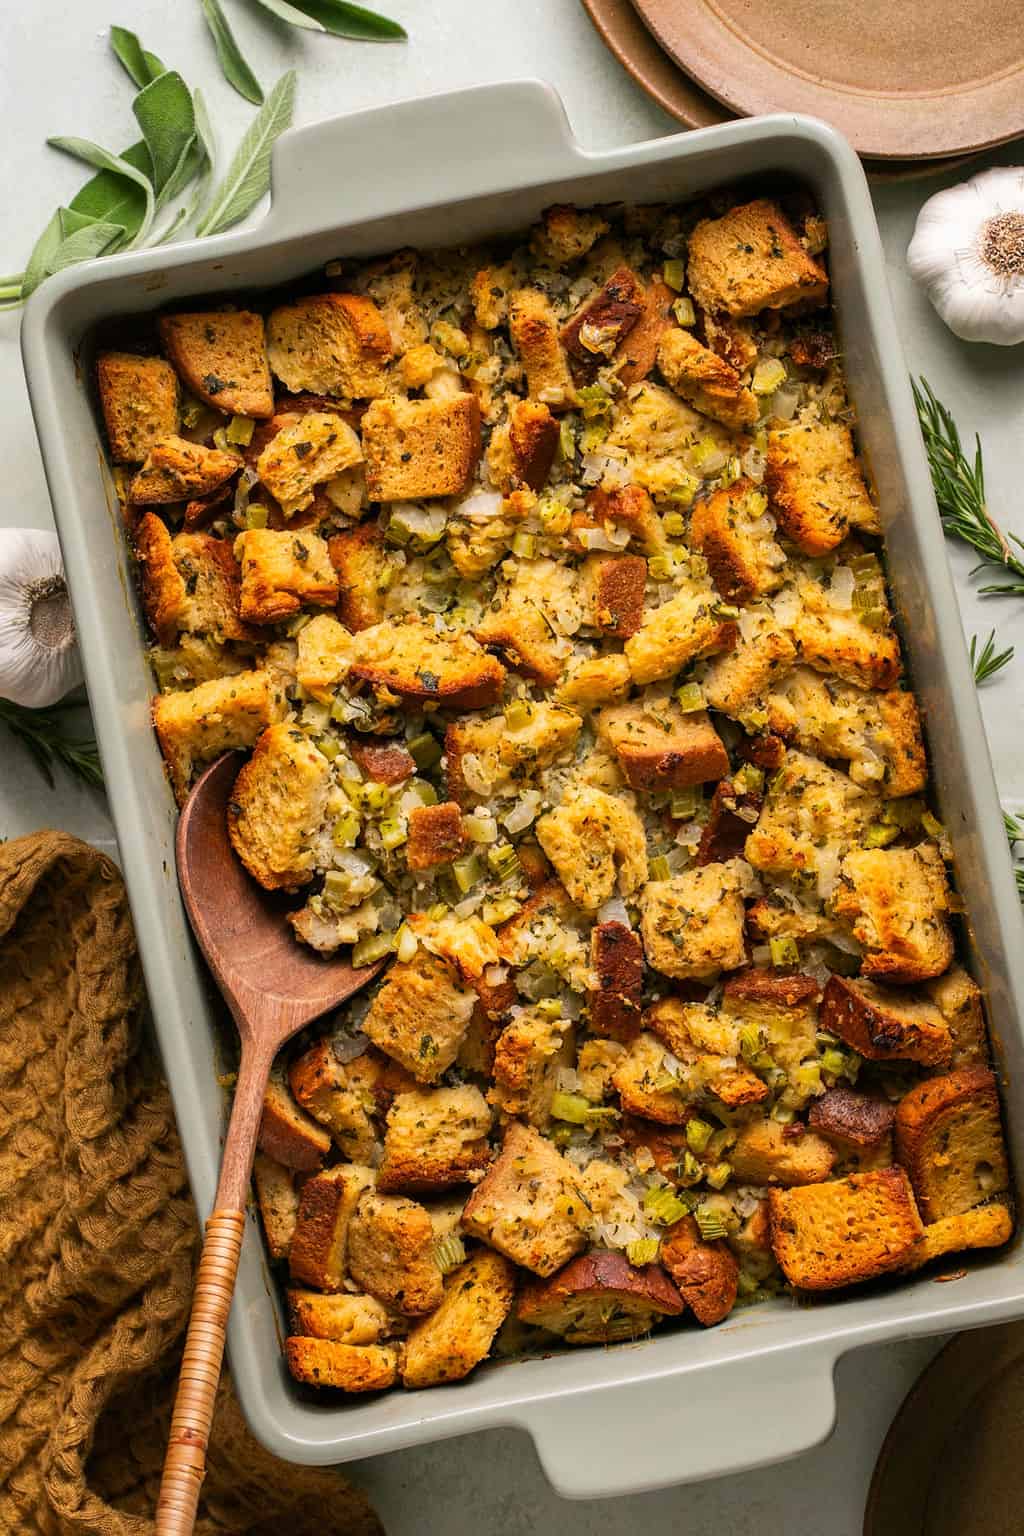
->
[104,191,1012,1398]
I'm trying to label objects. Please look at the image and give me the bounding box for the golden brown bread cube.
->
[461,1121,588,1276]
[531,204,609,266]
[642,999,769,1109]
[347,1191,444,1315]
[361,393,481,500]
[700,615,796,720]
[577,1038,627,1101]
[611,1031,690,1125]
[349,737,416,786]
[266,292,392,400]
[832,845,954,983]
[152,667,284,802]
[555,653,633,710]
[728,1119,835,1187]
[129,435,241,504]
[134,514,250,648]
[808,1086,896,1150]
[656,326,758,431]
[660,1216,738,1326]
[255,411,363,518]
[793,585,902,692]
[227,723,333,892]
[769,1167,924,1291]
[159,310,274,418]
[561,266,645,365]
[925,965,989,1066]
[486,399,559,492]
[258,1076,331,1172]
[252,1153,300,1260]
[903,1202,1013,1271]
[689,478,787,604]
[615,279,676,386]
[819,974,953,1067]
[517,1249,683,1343]
[743,750,880,880]
[406,801,466,871]
[574,482,667,555]
[286,1288,394,1345]
[588,921,644,1042]
[535,784,648,911]
[97,351,180,463]
[508,287,577,409]
[234,528,339,624]
[719,969,822,1113]
[352,618,505,711]
[490,1009,574,1129]
[377,1085,493,1193]
[401,1249,517,1388]
[361,951,477,1083]
[288,1037,378,1163]
[639,863,747,981]
[579,554,647,639]
[767,668,927,800]
[895,1066,1009,1222]
[474,583,567,686]
[289,1163,376,1291]
[687,199,829,319]
[445,704,582,805]
[625,584,735,686]
[284,1337,399,1393]
[766,421,880,554]
[596,698,729,791]
[329,522,388,633]
[293,613,356,703]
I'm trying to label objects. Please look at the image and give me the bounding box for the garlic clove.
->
[0,528,84,707]
[908,167,1024,346]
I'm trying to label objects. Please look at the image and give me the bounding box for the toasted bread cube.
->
[766,422,879,554]
[819,975,953,1066]
[508,288,577,410]
[490,1010,574,1129]
[536,784,648,911]
[703,310,758,372]
[406,801,465,871]
[461,1121,587,1276]
[293,613,354,703]
[643,998,769,1108]
[687,200,829,319]
[832,845,954,983]
[134,514,249,648]
[349,737,415,785]
[597,698,728,791]
[656,326,758,431]
[234,528,338,624]
[361,393,480,501]
[895,1066,1009,1222]
[640,863,747,981]
[97,351,180,462]
[729,1119,835,1187]
[561,266,645,365]
[361,951,477,1083]
[579,554,647,639]
[701,615,796,720]
[256,412,363,518]
[401,1248,516,1388]
[259,1076,331,1171]
[616,279,676,387]
[486,399,559,492]
[611,1031,689,1124]
[605,382,730,507]
[474,585,568,686]
[625,584,735,686]
[575,482,668,555]
[266,292,392,400]
[768,668,927,799]
[904,1202,1013,1271]
[329,522,387,633]
[153,667,284,802]
[808,1087,896,1150]
[769,1168,923,1291]
[469,263,519,331]
[287,1288,393,1345]
[347,1191,444,1315]
[445,703,582,804]
[352,617,504,709]
[159,310,273,417]
[697,777,763,866]
[554,653,631,710]
[495,879,580,965]
[660,1216,739,1326]
[518,1249,683,1343]
[925,965,989,1065]
[744,750,880,879]
[288,1037,378,1163]
[284,1337,398,1392]
[227,723,332,892]
[532,205,609,266]
[577,1037,627,1101]
[363,252,429,351]
[405,911,501,986]
[689,478,787,603]
[289,1164,376,1291]
[793,584,902,691]
[129,435,240,505]
[378,1085,492,1193]
[253,1153,300,1260]
[720,968,822,1112]
[589,921,644,1042]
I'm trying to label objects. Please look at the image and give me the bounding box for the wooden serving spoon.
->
[155,752,385,1536]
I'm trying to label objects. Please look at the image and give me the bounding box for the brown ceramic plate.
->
[865,1323,1024,1535]
[629,0,1024,159]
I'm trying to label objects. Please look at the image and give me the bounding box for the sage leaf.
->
[49,220,127,273]
[132,72,196,196]
[110,26,166,88]
[285,0,406,39]
[69,141,153,241]
[200,0,264,104]
[21,211,64,299]
[249,0,325,31]
[58,206,102,239]
[46,137,156,243]
[196,69,296,237]
[147,90,216,247]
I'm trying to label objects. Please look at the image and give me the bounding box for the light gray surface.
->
[3,1,1024,1531]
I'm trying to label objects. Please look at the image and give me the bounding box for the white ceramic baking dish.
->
[21,81,1024,1499]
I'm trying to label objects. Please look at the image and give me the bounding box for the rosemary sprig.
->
[0,698,104,790]
[1005,810,1024,903]
[913,377,1024,597]
[970,630,1015,685]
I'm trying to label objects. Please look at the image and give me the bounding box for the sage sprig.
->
[196,70,296,236]
[200,0,265,104]
[110,26,166,89]
[249,0,406,37]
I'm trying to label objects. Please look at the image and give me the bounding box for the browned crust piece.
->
[808,1086,896,1149]
[406,802,466,871]
[517,1249,683,1342]
[695,778,763,865]
[159,309,274,418]
[687,199,829,319]
[265,292,393,400]
[348,737,416,785]
[903,1202,1013,1272]
[129,435,241,505]
[97,351,180,463]
[689,477,781,604]
[573,482,666,555]
[329,522,387,632]
[819,975,953,1067]
[284,1337,398,1393]
[235,528,339,624]
[376,1084,492,1193]
[728,1119,835,1186]
[588,921,644,1042]
[258,1078,331,1171]
[287,1037,377,1162]
[655,327,758,432]
[351,623,506,712]
[347,1191,445,1316]
[506,399,559,491]
[894,1066,1010,1223]
[582,554,648,639]
[461,1120,588,1276]
[286,1288,394,1346]
[561,266,645,367]
[597,701,729,792]
[252,1153,299,1260]
[401,1249,517,1388]
[615,279,675,386]
[768,1167,924,1291]
[660,1216,739,1326]
[288,1164,375,1291]
[361,393,482,501]
[722,969,821,1008]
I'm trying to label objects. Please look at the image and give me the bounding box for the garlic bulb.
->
[0,529,83,706]
[908,167,1024,345]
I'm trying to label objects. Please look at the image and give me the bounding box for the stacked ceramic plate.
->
[582,0,1024,177]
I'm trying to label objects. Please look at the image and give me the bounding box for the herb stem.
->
[970,630,1015,685]
[0,697,104,790]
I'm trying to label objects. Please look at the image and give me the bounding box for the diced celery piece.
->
[712,601,741,620]
[577,384,611,421]
[322,869,355,905]
[649,855,671,882]
[694,1206,729,1240]
[643,1185,693,1225]
[662,511,686,537]
[318,735,341,762]
[487,843,520,879]
[535,997,562,1020]
[427,902,449,921]
[558,419,577,460]
[793,1063,823,1098]
[352,931,396,966]
[551,1091,592,1125]
[332,811,360,848]
[820,1047,847,1078]
[882,797,924,828]
[705,1161,732,1191]
[864,822,900,848]
[408,731,442,771]
[395,924,418,963]
[302,701,331,732]
[667,475,700,507]
[722,455,743,485]
[379,816,407,851]
[504,699,533,731]
[752,358,787,396]
[452,853,482,893]
[648,553,675,581]
[680,1150,704,1184]
[481,896,521,925]
[769,935,800,968]
[685,1117,714,1154]
[225,414,256,445]
[464,813,498,844]
[671,786,700,820]
[284,613,311,637]
[626,1237,661,1266]
[245,502,268,529]
[432,1230,467,1274]
[859,607,887,630]
[676,681,704,713]
[407,778,438,806]
[672,297,696,326]
[921,810,945,839]
[511,532,536,558]
[734,763,764,795]
[771,1103,796,1124]
[662,259,685,291]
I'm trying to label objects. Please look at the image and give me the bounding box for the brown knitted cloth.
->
[0,831,383,1536]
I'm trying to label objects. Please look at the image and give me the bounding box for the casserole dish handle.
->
[517,1342,838,1497]
[262,79,587,241]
